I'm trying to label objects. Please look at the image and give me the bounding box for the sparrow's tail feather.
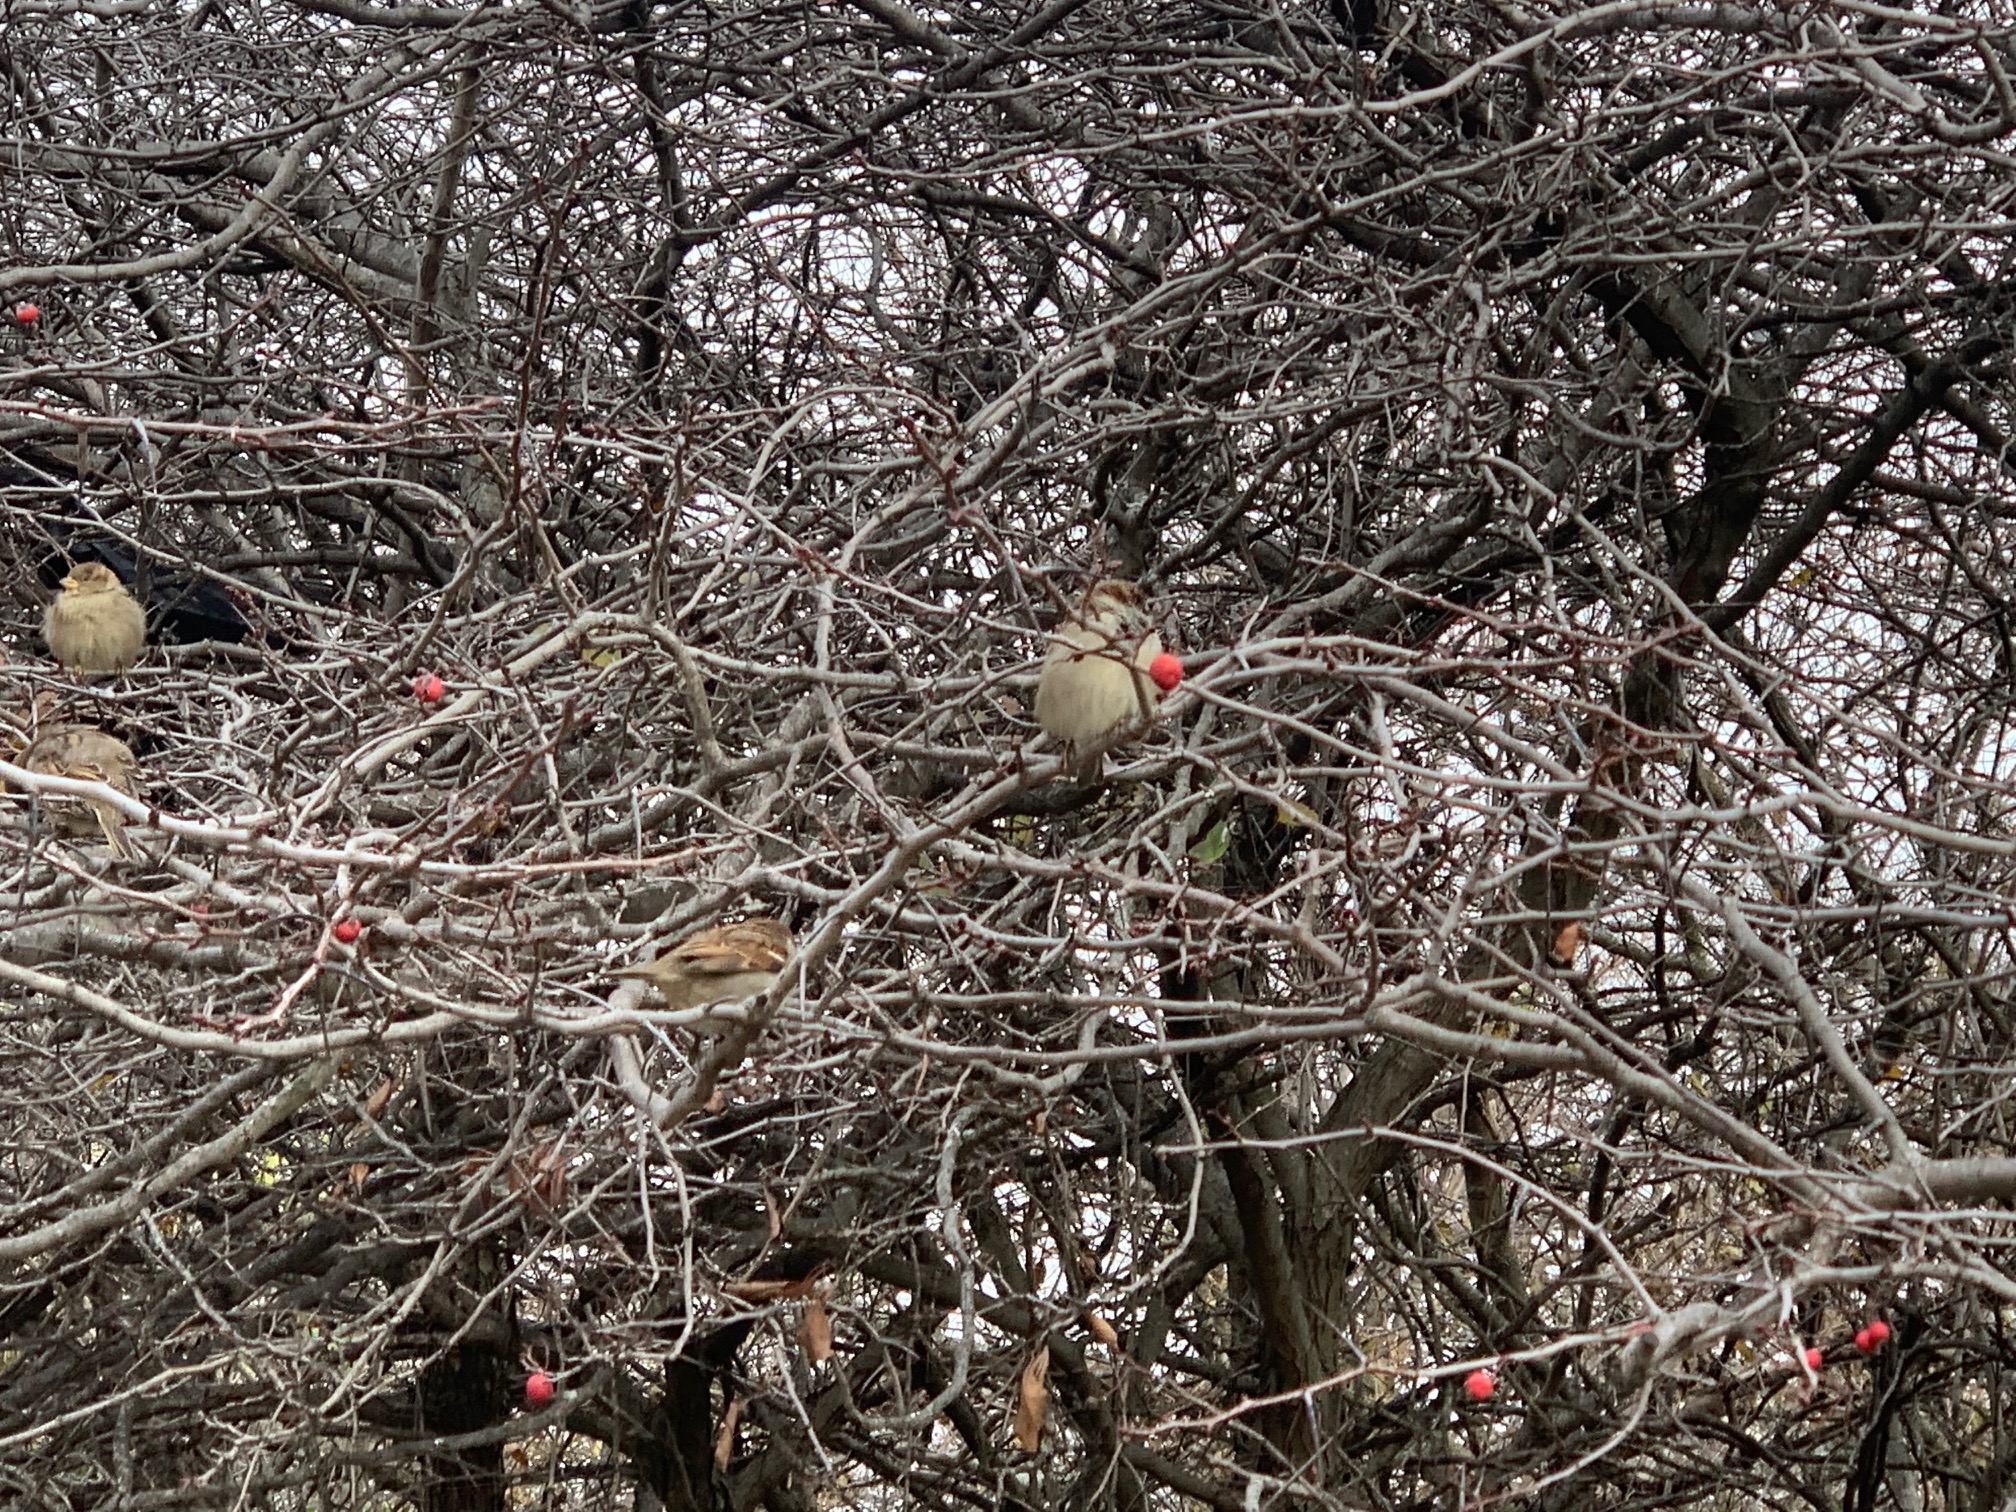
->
[90,801,138,860]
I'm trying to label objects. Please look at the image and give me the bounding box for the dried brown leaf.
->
[363,1074,399,1119]
[1012,1343,1050,1452]
[723,1277,819,1302]
[1549,921,1583,967]
[507,1137,568,1211]
[713,1396,744,1470]
[799,1298,833,1363]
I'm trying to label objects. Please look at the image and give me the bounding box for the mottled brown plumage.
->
[612,917,794,1018]
[19,723,142,858]
[43,562,146,673]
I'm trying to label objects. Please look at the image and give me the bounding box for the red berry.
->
[14,302,39,324]
[412,672,446,703]
[1148,652,1183,692]
[1856,1318,1890,1352]
[524,1370,554,1407]
[1803,1347,1823,1369]
[332,918,362,944]
[1463,1369,1495,1401]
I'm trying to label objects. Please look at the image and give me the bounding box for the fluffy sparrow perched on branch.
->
[18,723,142,859]
[43,563,146,673]
[612,917,794,1021]
[1035,578,1163,774]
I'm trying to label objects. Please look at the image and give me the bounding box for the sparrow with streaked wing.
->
[17,723,142,858]
[611,917,794,1026]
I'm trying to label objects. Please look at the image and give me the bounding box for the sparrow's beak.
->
[58,576,78,591]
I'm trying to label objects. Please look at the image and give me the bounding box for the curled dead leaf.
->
[1549,920,1583,968]
[1012,1343,1050,1452]
[1084,1311,1118,1346]
[799,1297,833,1363]
[507,1137,568,1211]
[713,1396,743,1470]
[364,1074,399,1119]
[723,1275,821,1303]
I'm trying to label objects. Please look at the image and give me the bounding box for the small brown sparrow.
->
[18,723,142,858]
[611,917,794,1021]
[1034,578,1163,774]
[43,562,147,673]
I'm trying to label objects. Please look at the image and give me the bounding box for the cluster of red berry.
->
[1464,1315,1893,1408]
